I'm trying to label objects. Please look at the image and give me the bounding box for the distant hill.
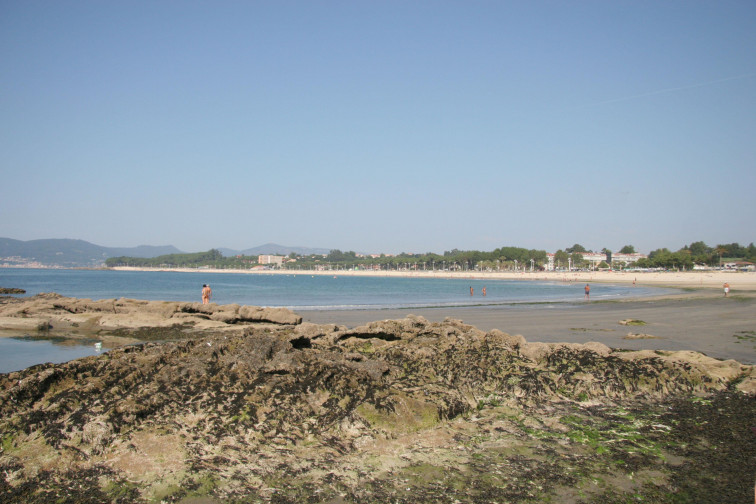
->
[0,238,334,267]
[0,238,183,268]
[219,243,331,257]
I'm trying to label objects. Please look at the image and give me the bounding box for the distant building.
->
[724,261,755,271]
[611,253,647,267]
[545,251,647,271]
[258,255,285,267]
[582,253,608,268]
[546,253,555,271]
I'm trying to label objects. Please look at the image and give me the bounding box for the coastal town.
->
[3,238,755,273]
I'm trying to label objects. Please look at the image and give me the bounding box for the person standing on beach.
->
[202,284,212,304]
[584,283,590,300]
[723,282,730,297]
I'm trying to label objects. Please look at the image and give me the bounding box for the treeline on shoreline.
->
[104,241,756,271]
[634,241,756,270]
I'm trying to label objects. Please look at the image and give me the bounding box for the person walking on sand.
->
[584,283,590,300]
[202,284,212,304]
[723,282,730,297]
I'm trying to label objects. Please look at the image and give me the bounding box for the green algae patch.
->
[103,479,140,502]
[733,330,756,349]
[1,431,16,454]
[559,413,667,458]
[356,395,440,434]
[619,319,647,326]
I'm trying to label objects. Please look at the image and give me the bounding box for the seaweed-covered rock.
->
[0,315,754,503]
[0,287,25,295]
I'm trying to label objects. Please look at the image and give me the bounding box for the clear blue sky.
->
[2,1,754,255]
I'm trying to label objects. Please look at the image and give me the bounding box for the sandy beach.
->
[299,295,756,364]
[108,267,756,364]
[5,268,750,367]
[113,266,756,291]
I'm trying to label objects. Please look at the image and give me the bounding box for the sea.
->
[0,268,676,373]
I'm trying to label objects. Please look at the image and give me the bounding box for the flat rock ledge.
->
[0,293,302,337]
[0,288,25,295]
[1,310,755,502]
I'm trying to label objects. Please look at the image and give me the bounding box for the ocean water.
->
[0,268,674,310]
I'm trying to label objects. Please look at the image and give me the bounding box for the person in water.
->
[584,283,590,300]
[202,284,212,304]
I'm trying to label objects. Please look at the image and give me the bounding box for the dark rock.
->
[0,314,753,503]
[0,287,25,294]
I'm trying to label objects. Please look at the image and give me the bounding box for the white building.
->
[258,255,285,267]
[545,251,647,271]
[611,253,647,267]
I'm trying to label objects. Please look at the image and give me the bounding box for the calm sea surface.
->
[0,268,677,373]
[0,268,673,310]
[0,336,105,373]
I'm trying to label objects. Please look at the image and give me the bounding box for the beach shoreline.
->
[107,267,756,364]
[299,295,756,365]
[110,266,756,291]
[5,268,755,367]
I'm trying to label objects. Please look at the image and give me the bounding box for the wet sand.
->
[300,294,756,364]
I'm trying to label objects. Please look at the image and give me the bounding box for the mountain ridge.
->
[0,238,331,267]
[218,243,331,257]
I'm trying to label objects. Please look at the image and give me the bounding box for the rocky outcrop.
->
[0,288,25,295]
[1,311,754,503]
[0,293,302,338]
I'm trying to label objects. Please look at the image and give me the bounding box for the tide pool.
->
[0,335,106,373]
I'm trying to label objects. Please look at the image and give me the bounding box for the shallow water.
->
[0,268,677,310]
[0,335,107,373]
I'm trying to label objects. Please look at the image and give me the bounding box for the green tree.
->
[717,242,747,259]
[649,248,670,259]
[687,241,710,257]
[566,244,587,254]
[570,252,586,269]
[747,243,756,262]
[528,249,548,268]
[619,245,635,254]
[554,250,569,269]
[326,250,357,263]
[601,247,612,264]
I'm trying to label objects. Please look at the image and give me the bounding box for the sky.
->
[1,1,754,255]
